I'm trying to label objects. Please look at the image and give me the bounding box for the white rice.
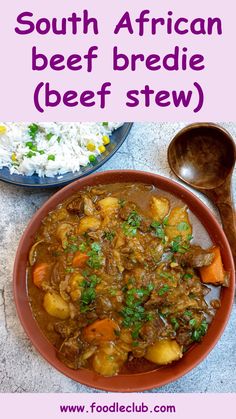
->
[0,122,123,177]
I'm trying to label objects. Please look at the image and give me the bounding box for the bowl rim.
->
[13,170,235,392]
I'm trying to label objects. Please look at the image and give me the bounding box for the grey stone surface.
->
[0,122,235,393]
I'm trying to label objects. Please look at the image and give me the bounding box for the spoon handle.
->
[216,201,236,263]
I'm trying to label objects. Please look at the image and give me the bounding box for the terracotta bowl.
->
[13,170,235,392]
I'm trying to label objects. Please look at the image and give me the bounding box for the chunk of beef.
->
[176,246,214,268]
[126,356,154,373]
[145,241,165,267]
[176,329,192,347]
[119,202,137,220]
[95,294,113,316]
[67,197,84,215]
[87,230,104,241]
[140,315,164,344]
[128,267,156,289]
[51,261,66,286]
[105,252,119,275]
[139,217,151,233]
[58,335,84,369]
[144,293,163,309]
[120,238,145,269]
[54,320,77,339]
[83,196,96,216]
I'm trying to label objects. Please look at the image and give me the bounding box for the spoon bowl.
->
[168,123,235,189]
[168,123,236,262]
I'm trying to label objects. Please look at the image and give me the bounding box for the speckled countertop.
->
[0,122,235,393]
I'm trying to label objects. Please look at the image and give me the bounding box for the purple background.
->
[1,0,235,120]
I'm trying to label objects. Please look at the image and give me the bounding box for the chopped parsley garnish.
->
[65,267,74,273]
[118,199,126,208]
[79,243,87,252]
[91,242,101,252]
[160,272,174,281]
[120,285,154,338]
[170,235,191,254]
[87,242,103,269]
[127,211,142,226]
[103,231,115,241]
[88,274,100,286]
[80,288,96,309]
[177,222,190,231]
[184,310,192,317]
[146,312,154,321]
[170,317,179,330]
[70,236,77,242]
[64,243,79,253]
[163,217,169,226]
[122,223,137,237]
[102,122,108,127]
[122,210,142,237]
[191,320,208,342]
[189,318,197,328]
[80,274,100,312]
[183,273,193,280]
[82,269,89,277]
[158,285,170,296]
[150,220,166,243]
[131,323,142,339]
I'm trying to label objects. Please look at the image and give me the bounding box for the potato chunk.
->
[93,350,120,377]
[92,341,128,377]
[150,196,170,222]
[145,339,182,365]
[77,216,101,234]
[43,292,70,319]
[98,197,119,215]
[69,273,84,302]
[165,206,192,241]
[56,223,74,248]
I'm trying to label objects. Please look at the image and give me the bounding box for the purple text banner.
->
[1,0,235,121]
[1,393,236,419]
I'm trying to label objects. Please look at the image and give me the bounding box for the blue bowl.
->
[0,123,132,188]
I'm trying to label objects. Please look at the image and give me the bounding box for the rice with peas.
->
[0,122,123,177]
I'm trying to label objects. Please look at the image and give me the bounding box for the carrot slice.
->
[72,251,89,268]
[200,247,226,285]
[83,319,119,343]
[33,262,52,288]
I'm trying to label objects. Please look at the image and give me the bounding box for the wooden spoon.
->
[167,123,236,262]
